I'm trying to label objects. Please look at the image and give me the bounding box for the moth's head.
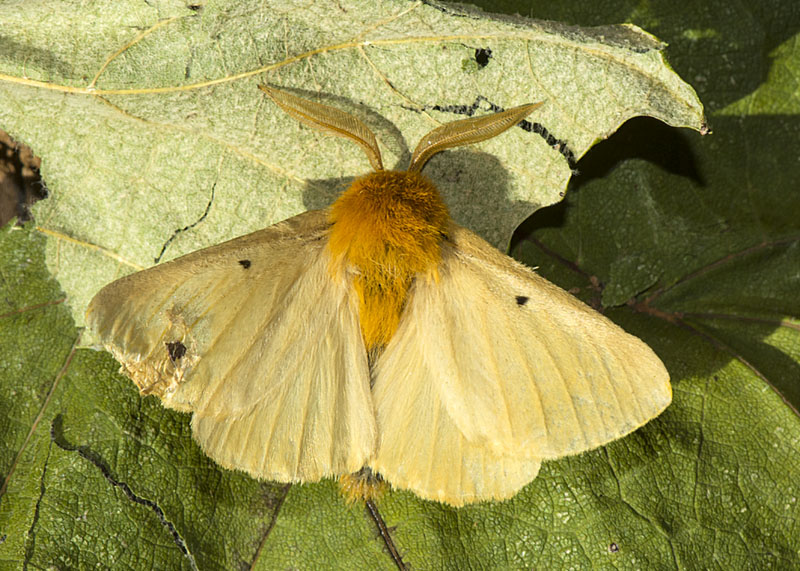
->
[258,84,542,177]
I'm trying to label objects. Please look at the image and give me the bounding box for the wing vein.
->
[143,280,185,329]
[260,385,290,476]
[615,348,647,422]
[482,285,515,446]
[590,340,624,439]
[425,395,440,492]
[508,308,547,449]
[327,331,342,470]
[184,272,237,331]
[541,315,589,451]
[293,342,318,476]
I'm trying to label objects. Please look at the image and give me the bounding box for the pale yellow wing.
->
[368,361,541,505]
[371,224,671,504]
[86,210,376,482]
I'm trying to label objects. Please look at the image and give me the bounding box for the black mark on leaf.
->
[50,415,198,570]
[239,259,252,269]
[155,180,217,264]
[516,295,529,306]
[475,48,492,67]
[24,420,53,565]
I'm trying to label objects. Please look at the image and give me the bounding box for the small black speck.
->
[166,341,187,362]
[516,295,529,306]
[475,48,492,68]
[609,543,620,553]
[239,259,251,269]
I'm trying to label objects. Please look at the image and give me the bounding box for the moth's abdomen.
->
[328,171,449,350]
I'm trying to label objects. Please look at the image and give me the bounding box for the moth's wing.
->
[87,210,376,482]
[368,368,542,505]
[371,224,670,504]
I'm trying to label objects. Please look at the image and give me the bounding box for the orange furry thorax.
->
[327,170,450,350]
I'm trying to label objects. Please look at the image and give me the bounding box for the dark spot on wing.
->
[516,295,529,306]
[239,259,251,269]
[609,543,620,553]
[166,341,187,362]
[475,48,492,67]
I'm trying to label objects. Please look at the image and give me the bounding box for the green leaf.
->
[2,0,798,570]
[0,0,702,335]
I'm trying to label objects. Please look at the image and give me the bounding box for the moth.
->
[87,86,671,506]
